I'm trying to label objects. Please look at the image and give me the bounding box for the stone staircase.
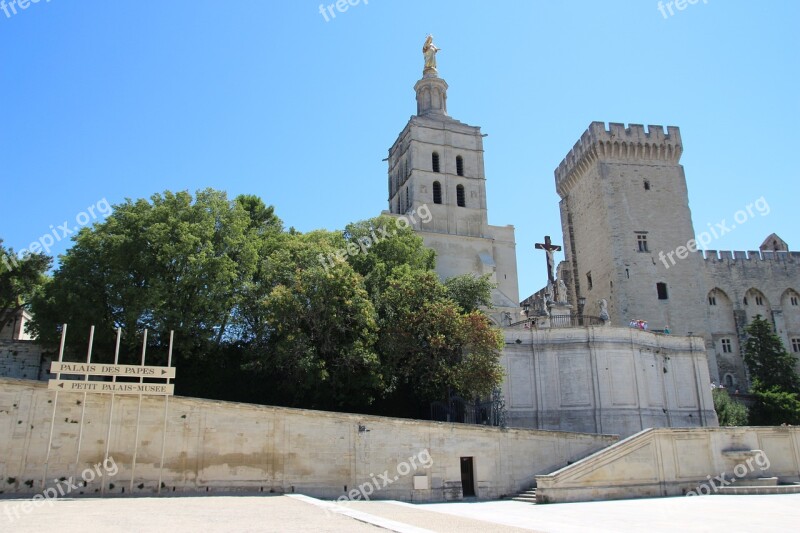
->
[511,485,537,504]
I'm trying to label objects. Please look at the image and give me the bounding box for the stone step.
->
[716,484,800,496]
[511,487,537,504]
[735,477,779,487]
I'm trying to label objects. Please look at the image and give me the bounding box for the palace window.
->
[755,295,764,306]
[721,338,732,353]
[657,282,669,300]
[586,271,593,290]
[644,179,651,191]
[792,338,800,353]
[432,152,440,173]
[743,297,748,306]
[433,181,442,204]
[456,185,466,207]
[637,234,649,252]
[708,294,717,306]
[791,296,798,306]
[456,156,464,176]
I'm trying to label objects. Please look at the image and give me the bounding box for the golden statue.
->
[422,35,440,71]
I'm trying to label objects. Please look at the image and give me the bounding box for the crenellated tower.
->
[555,122,716,375]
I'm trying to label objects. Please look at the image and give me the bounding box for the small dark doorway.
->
[460,457,475,497]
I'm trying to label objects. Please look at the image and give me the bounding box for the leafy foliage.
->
[0,240,51,334]
[743,315,800,393]
[444,273,495,313]
[29,192,505,416]
[749,387,800,426]
[712,388,749,426]
[742,315,800,425]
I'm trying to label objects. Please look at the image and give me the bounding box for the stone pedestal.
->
[414,75,449,117]
[548,302,572,317]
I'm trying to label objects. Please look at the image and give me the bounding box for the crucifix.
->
[535,235,562,285]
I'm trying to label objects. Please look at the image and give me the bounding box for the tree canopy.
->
[0,240,51,334]
[29,189,505,416]
[743,315,800,425]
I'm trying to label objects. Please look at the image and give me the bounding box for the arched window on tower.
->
[456,185,465,207]
[433,181,442,204]
[456,156,464,176]
[432,152,440,173]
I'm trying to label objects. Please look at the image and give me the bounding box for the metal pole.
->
[101,327,121,497]
[129,329,147,494]
[73,325,95,483]
[42,324,67,489]
[157,330,174,494]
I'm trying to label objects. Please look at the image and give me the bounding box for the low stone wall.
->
[535,426,800,503]
[0,341,52,381]
[501,326,719,437]
[0,378,617,501]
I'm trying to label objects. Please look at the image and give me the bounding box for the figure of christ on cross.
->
[535,235,562,285]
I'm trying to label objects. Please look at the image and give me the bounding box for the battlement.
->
[702,250,800,262]
[555,122,683,197]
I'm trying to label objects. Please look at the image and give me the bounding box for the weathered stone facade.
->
[0,378,616,500]
[383,68,520,325]
[551,122,800,387]
[500,325,717,438]
[0,340,52,381]
[701,250,800,386]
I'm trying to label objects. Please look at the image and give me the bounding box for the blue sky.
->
[1,0,798,299]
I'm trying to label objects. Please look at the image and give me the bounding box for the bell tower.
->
[385,37,520,322]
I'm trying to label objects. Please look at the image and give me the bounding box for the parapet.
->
[703,250,800,262]
[555,122,683,197]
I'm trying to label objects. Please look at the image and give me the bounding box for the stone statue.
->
[423,35,440,71]
[545,249,555,284]
[539,295,550,318]
[557,278,568,303]
[598,299,609,322]
[545,281,554,303]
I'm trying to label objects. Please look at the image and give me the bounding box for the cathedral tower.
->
[385,39,520,321]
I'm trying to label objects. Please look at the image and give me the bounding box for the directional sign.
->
[50,362,176,379]
[48,380,174,396]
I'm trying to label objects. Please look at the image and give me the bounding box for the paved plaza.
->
[2,493,799,532]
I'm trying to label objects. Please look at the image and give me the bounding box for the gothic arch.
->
[781,288,800,333]
[707,288,736,333]
[743,288,772,324]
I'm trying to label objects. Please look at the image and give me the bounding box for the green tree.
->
[743,315,800,393]
[444,273,495,313]
[0,240,51,335]
[27,190,505,416]
[30,189,281,362]
[376,266,504,406]
[742,315,800,425]
[245,231,384,410]
[749,387,800,426]
[712,388,749,426]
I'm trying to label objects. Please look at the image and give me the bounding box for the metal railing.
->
[509,315,605,328]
